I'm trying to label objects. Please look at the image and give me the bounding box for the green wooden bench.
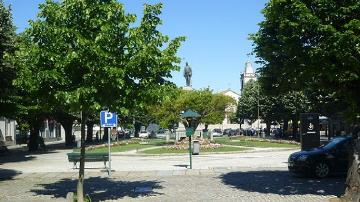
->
[67,152,109,170]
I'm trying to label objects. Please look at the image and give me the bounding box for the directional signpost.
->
[100,111,118,176]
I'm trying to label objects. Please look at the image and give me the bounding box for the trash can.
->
[192,140,200,155]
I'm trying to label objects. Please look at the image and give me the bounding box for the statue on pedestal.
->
[183,62,192,87]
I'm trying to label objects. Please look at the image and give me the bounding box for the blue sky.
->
[4,0,268,94]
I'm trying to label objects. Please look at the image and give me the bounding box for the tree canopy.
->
[12,1,184,200]
[251,0,360,119]
[237,80,311,134]
[0,0,16,117]
[149,88,236,130]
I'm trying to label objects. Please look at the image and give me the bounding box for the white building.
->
[240,60,257,94]
[220,89,240,124]
[0,117,17,145]
[39,119,63,140]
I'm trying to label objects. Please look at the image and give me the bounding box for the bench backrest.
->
[67,152,109,161]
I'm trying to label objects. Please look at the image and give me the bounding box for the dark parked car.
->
[243,128,255,136]
[223,128,232,136]
[288,136,352,178]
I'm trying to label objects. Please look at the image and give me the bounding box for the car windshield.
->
[320,138,347,150]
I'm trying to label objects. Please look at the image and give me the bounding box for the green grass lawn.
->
[214,136,299,148]
[85,144,152,153]
[73,137,298,154]
[74,139,173,153]
[141,146,249,155]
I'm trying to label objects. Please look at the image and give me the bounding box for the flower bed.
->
[241,137,300,145]
[84,139,142,151]
[167,137,223,150]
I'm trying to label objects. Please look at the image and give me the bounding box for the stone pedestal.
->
[182,86,193,91]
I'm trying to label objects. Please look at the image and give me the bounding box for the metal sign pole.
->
[189,135,192,169]
[108,127,111,176]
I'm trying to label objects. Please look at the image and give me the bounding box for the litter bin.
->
[192,140,200,155]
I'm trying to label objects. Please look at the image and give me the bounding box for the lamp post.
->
[238,118,241,137]
[255,73,260,138]
[257,89,260,137]
[181,109,201,169]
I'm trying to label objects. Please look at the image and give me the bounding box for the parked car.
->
[288,136,352,178]
[223,128,232,136]
[156,129,168,139]
[243,128,256,136]
[138,130,149,138]
[227,128,241,136]
[211,129,223,137]
[16,133,29,144]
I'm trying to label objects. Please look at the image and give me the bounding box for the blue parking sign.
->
[100,111,117,127]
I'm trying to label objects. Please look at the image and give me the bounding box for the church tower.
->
[240,59,257,94]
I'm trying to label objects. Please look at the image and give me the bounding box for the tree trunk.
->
[292,118,299,141]
[341,140,360,201]
[77,111,88,202]
[283,119,289,138]
[61,120,74,147]
[56,112,75,147]
[134,122,141,138]
[86,121,94,143]
[28,124,40,151]
[266,121,271,136]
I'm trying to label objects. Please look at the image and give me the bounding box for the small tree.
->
[13,1,184,201]
[150,88,235,131]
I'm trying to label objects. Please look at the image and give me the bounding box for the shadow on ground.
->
[0,149,36,165]
[30,177,163,201]
[220,170,345,196]
[0,168,22,181]
[0,142,70,165]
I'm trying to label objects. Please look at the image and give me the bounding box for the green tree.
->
[237,80,311,136]
[251,0,360,119]
[13,1,184,201]
[237,80,278,135]
[237,80,259,123]
[251,0,360,199]
[150,88,235,132]
[0,1,16,117]
[147,87,182,130]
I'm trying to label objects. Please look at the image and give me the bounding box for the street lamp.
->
[181,109,201,169]
[257,86,260,137]
[255,73,260,138]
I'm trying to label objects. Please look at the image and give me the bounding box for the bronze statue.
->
[183,62,192,87]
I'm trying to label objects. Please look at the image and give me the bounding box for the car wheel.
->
[314,162,330,178]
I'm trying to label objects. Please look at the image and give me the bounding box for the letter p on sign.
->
[105,112,113,123]
[100,111,117,127]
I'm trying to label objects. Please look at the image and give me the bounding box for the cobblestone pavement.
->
[0,168,345,202]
